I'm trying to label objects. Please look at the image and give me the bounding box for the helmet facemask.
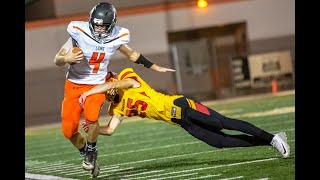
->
[89,18,116,42]
[106,86,118,102]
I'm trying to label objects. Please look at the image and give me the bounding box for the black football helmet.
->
[89,2,117,41]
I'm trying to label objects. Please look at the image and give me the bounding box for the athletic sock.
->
[79,144,87,157]
[87,141,97,152]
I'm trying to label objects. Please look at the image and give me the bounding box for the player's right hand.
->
[78,93,87,108]
[65,48,84,64]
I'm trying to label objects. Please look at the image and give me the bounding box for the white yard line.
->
[218,176,244,180]
[149,173,199,180]
[98,169,148,178]
[25,173,78,180]
[184,174,222,180]
[123,170,165,178]
[126,169,221,180]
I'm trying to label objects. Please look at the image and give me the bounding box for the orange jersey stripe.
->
[119,33,129,38]
[73,26,85,32]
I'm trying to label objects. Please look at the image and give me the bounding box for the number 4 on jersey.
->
[89,52,105,73]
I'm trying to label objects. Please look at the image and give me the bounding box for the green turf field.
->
[25,93,295,180]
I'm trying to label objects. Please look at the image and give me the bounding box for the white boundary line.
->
[25,173,78,180]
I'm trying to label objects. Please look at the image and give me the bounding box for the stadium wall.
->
[25,0,295,126]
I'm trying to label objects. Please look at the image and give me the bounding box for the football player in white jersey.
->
[53,2,175,177]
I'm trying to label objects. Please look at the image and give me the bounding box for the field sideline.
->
[25,90,295,180]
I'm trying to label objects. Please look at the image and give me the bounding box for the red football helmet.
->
[105,71,118,82]
[105,71,118,102]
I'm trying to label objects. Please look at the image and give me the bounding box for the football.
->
[72,47,82,53]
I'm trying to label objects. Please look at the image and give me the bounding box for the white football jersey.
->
[65,21,130,84]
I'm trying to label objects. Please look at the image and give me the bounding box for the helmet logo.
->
[93,18,103,25]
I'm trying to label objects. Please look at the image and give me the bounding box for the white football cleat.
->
[271,132,290,158]
[277,132,288,142]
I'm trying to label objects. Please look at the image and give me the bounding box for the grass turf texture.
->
[26,94,295,180]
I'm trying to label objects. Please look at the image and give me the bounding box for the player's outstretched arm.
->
[118,44,175,72]
[81,114,123,136]
[78,78,140,108]
[99,114,123,136]
[85,79,138,97]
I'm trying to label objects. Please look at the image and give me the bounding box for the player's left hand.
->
[152,64,175,72]
[78,93,87,108]
[81,121,89,133]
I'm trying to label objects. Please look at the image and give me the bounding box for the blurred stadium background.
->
[25,0,295,179]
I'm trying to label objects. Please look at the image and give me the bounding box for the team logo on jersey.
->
[171,107,177,117]
[95,46,105,51]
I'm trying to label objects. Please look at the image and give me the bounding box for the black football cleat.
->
[82,148,98,171]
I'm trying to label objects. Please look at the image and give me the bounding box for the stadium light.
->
[197,0,208,8]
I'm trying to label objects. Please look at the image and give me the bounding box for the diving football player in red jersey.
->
[80,68,290,159]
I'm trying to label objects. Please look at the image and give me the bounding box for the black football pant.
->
[172,97,274,148]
